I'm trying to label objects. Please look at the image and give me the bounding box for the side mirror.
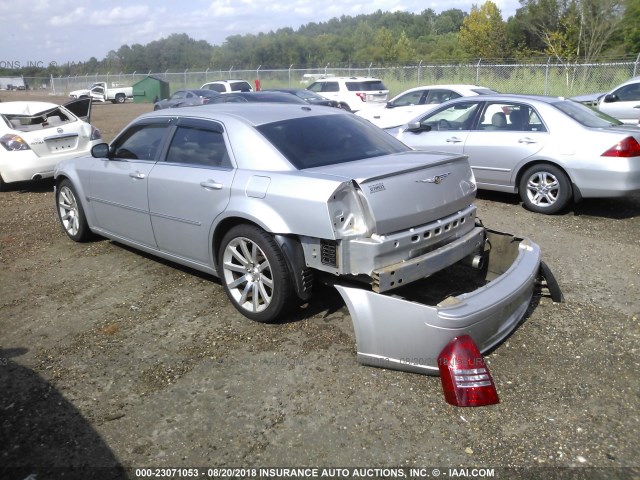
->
[603,94,618,103]
[407,122,431,133]
[91,143,110,158]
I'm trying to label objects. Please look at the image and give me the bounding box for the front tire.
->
[56,179,92,242]
[519,164,572,214]
[219,225,294,323]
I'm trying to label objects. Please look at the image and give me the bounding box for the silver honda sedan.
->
[386,94,640,214]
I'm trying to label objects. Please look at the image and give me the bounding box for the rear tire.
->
[519,164,572,214]
[115,94,126,104]
[56,179,93,242]
[219,224,294,323]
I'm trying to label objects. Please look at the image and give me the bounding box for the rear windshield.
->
[2,105,77,132]
[553,100,623,128]
[346,81,387,92]
[257,114,408,169]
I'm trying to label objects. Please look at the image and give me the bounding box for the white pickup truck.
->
[69,82,133,104]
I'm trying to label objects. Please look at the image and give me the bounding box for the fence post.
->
[476,59,482,85]
[417,60,422,86]
[288,64,293,87]
[545,57,550,95]
[634,53,640,77]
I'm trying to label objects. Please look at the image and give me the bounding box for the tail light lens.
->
[438,335,500,407]
[0,134,30,151]
[356,92,366,102]
[601,136,640,157]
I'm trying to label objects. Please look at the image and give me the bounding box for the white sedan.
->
[597,76,640,124]
[0,98,101,190]
[356,84,495,128]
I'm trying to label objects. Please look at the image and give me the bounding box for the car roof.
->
[312,76,382,81]
[0,101,62,114]
[442,93,564,105]
[404,84,489,91]
[137,102,346,126]
[203,79,249,84]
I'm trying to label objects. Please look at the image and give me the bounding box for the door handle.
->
[518,137,537,144]
[200,180,223,190]
[446,137,463,143]
[129,171,146,179]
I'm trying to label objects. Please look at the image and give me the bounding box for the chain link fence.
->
[25,57,640,99]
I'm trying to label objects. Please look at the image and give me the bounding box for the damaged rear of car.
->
[0,98,101,190]
[53,104,559,404]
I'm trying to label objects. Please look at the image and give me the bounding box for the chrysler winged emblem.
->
[416,172,451,184]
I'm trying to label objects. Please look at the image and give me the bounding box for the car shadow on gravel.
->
[477,189,640,219]
[110,240,348,325]
[0,348,128,480]
[0,178,54,193]
[572,194,640,219]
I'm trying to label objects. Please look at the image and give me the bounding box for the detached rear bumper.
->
[335,229,541,375]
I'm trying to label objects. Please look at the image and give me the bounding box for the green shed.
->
[132,76,170,103]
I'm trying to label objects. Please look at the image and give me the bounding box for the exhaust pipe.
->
[461,253,484,270]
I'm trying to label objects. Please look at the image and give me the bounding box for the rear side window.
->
[346,81,387,91]
[166,121,231,168]
[555,100,622,127]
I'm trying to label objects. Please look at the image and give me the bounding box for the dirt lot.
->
[1,91,639,479]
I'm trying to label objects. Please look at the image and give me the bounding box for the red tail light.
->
[356,92,366,102]
[437,335,499,407]
[601,136,640,157]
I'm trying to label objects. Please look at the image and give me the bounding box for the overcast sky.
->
[1,0,521,67]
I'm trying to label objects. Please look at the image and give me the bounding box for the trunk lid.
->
[308,150,476,235]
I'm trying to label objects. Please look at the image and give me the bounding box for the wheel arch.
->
[54,173,97,228]
[212,217,312,301]
[514,159,580,200]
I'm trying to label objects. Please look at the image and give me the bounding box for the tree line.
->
[4,0,639,79]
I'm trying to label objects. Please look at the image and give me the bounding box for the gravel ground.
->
[0,91,638,480]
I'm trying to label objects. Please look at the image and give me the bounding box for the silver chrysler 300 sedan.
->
[54,104,555,376]
[386,94,640,214]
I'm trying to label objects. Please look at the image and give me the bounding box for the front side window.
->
[391,90,425,107]
[425,90,459,104]
[420,102,481,131]
[613,83,640,101]
[166,123,231,168]
[112,122,169,160]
